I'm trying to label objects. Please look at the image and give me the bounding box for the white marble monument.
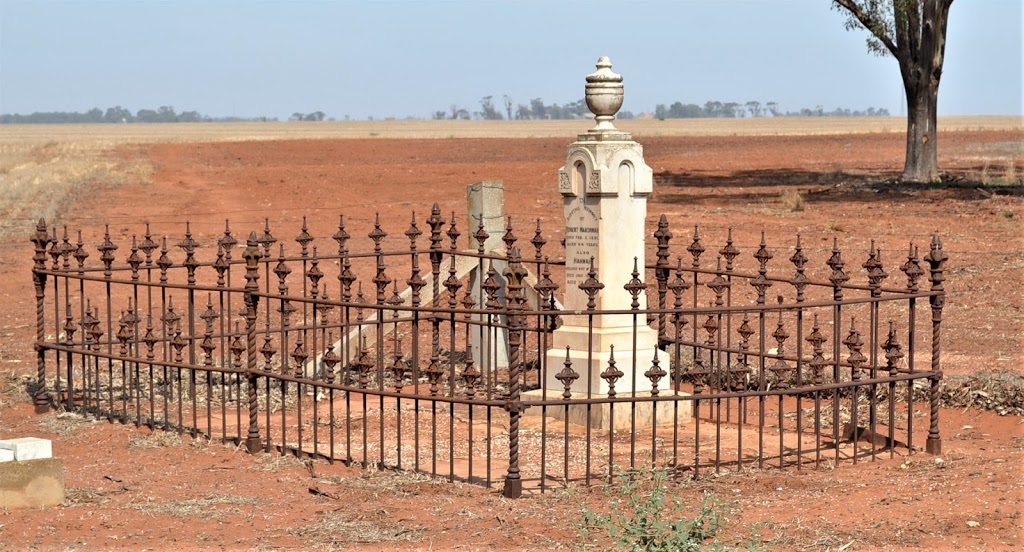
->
[542,56,661,396]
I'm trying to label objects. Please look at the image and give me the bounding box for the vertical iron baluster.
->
[720,229,740,426]
[790,234,809,469]
[308,246,324,458]
[901,244,923,453]
[579,257,603,487]
[827,238,849,464]
[179,223,199,437]
[751,232,773,469]
[99,225,117,422]
[555,349,579,484]
[806,315,827,468]
[882,322,904,459]
[601,346,622,481]
[734,313,754,469]
[769,297,792,469]
[843,318,867,463]
[201,295,219,439]
[274,245,293,454]
[667,257,689,470]
[48,228,62,407]
[370,215,391,467]
[645,349,666,469]
[863,240,888,462]
[707,259,729,473]
[624,257,647,470]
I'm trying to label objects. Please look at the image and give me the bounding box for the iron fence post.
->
[31,218,52,413]
[925,234,947,455]
[243,232,263,453]
[503,247,525,499]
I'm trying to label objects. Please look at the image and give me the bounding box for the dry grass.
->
[781,190,806,212]
[0,116,1017,146]
[247,451,309,471]
[758,517,852,551]
[939,370,1024,416]
[975,161,1023,186]
[0,372,29,416]
[64,486,114,506]
[37,410,98,437]
[290,512,424,546]
[127,493,259,519]
[321,466,441,497]
[127,430,183,449]
[0,140,152,237]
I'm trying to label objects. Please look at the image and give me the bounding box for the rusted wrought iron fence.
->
[28,206,947,498]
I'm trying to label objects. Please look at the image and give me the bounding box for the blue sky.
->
[0,0,1020,119]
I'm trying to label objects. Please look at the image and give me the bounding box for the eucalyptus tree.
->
[834,0,955,183]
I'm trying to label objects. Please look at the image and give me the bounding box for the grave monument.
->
[541,56,664,400]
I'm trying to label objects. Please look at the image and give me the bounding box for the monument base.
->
[545,325,663,394]
[0,458,65,509]
[521,389,692,431]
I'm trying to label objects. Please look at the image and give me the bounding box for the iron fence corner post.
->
[503,248,525,499]
[925,234,947,455]
[243,232,263,454]
[31,218,52,414]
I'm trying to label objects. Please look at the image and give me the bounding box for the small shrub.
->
[781,191,805,212]
[579,469,728,551]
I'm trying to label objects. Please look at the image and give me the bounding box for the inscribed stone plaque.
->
[564,203,599,289]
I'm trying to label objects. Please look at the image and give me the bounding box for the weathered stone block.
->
[0,448,13,463]
[0,437,53,461]
[0,458,65,509]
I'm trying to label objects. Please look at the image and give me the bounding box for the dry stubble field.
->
[0,117,1022,550]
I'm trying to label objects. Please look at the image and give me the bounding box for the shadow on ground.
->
[654,168,1023,205]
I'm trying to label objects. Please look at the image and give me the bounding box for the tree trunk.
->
[898,0,948,184]
[902,84,940,183]
[902,82,940,183]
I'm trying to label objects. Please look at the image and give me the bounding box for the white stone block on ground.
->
[0,449,13,463]
[0,437,53,461]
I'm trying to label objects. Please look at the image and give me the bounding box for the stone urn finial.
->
[585,56,624,132]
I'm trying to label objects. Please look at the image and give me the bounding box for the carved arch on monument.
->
[605,147,653,196]
[559,148,597,197]
[617,161,634,195]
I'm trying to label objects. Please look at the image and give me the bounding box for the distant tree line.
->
[433,96,636,121]
[433,96,887,121]
[289,111,325,122]
[0,105,279,124]
[1,100,891,125]
[653,100,889,119]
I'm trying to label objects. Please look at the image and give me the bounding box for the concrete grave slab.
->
[0,437,53,461]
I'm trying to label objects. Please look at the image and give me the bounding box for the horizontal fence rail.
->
[28,206,948,497]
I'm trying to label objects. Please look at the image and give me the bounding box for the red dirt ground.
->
[1,130,1022,550]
